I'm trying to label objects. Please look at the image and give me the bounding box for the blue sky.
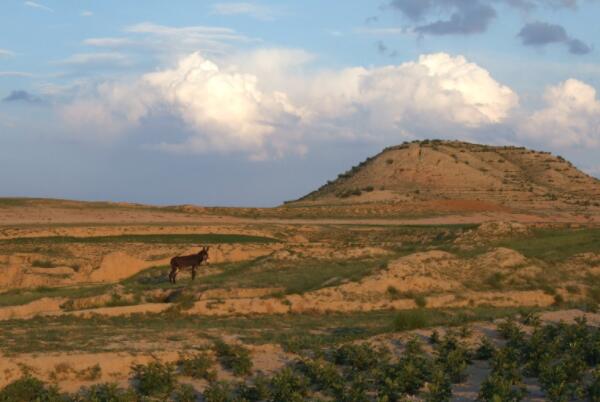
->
[1,0,600,206]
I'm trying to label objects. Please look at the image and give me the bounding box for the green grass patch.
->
[30,259,57,268]
[0,284,110,308]
[497,227,600,263]
[201,257,387,294]
[123,256,388,295]
[0,306,540,355]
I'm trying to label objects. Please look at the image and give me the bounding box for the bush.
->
[236,374,271,401]
[377,337,431,400]
[429,330,440,345]
[434,333,471,383]
[393,309,428,331]
[296,358,343,394]
[179,352,216,381]
[331,343,387,371]
[479,372,526,402]
[414,295,427,308]
[214,340,253,376]
[75,383,137,402]
[0,376,63,402]
[475,337,496,360]
[31,259,56,268]
[131,360,177,398]
[173,384,197,402]
[203,381,233,402]
[425,365,452,402]
[589,368,600,402]
[269,367,310,402]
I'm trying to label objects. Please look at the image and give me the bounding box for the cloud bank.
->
[58,51,519,159]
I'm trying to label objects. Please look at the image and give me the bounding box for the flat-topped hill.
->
[293,140,600,214]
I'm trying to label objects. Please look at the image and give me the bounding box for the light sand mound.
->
[204,243,282,264]
[475,247,529,269]
[0,297,66,321]
[88,252,152,282]
[68,303,172,318]
[186,289,556,317]
[455,221,532,249]
[0,255,79,291]
[271,245,390,261]
[315,250,463,298]
[539,309,600,326]
[184,249,555,317]
[199,287,285,300]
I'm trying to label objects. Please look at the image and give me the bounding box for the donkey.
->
[169,246,210,284]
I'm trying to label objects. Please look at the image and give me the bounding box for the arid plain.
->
[1,140,599,401]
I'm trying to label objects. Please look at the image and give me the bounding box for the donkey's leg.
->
[191,265,197,281]
[171,266,179,284]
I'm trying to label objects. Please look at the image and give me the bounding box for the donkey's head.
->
[198,246,210,264]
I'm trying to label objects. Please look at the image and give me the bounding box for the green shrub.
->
[475,337,496,360]
[236,374,271,401]
[269,367,310,402]
[131,360,176,398]
[434,333,471,383]
[75,383,137,402]
[173,384,197,402]
[214,340,253,376]
[414,295,427,308]
[0,376,63,402]
[179,352,216,381]
[332,343,387,371]
[297,358,343,394]
[538,355,586,402]
[425,365,452,402]
[479,372,526,402]
[203,381,233,402]
[588,368,600,402]
[378,337,431,399]
[31,259,56,268]
[485,272,505,289]
[393,309,428,331]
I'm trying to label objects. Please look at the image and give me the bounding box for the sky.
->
[1,0,600,207]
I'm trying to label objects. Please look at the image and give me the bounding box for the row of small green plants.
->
[2,318,599,401]
[480,314,600,402]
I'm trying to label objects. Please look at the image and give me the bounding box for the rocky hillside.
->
[294,140,600,214]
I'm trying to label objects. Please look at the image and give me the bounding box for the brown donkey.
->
[169,246,210,284]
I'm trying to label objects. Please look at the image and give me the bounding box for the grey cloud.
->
[518,21,591,55]
[568,38,592,54]
[416,1,496,35]
[389,0,433,20]
[388,0,589,36]
[389,0,496,35]
[517,21,567,45]
[2,90,42,103]
[502,0,579,10]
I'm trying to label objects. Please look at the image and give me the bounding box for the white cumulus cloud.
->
[520,79,600,147]
[299,53,518,138]
[58,51,518,159]
[143,52,305,158]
